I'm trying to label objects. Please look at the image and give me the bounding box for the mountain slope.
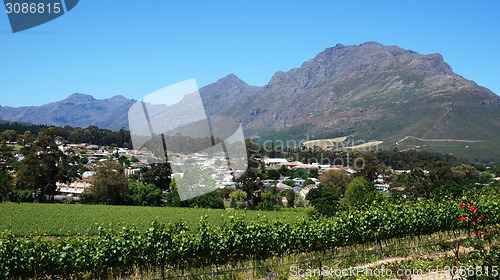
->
[199,74,260,117]
[0,94,136,130]
[0,42,498,161]
[211,42,499,161]
[0,74,258,132]
[229,42,497,132]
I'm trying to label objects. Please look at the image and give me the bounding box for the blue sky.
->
[0,0,499,107]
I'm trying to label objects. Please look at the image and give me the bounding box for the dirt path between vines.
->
[352,247,474,280]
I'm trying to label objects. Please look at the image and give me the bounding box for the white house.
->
[263,158,288,168]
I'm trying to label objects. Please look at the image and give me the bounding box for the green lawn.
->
[0,203,309,237]
[7,144,22,151]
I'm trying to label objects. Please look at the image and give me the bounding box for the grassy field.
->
[7,144,22,151]
[0,203,309,237]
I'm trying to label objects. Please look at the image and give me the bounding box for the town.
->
[1,125,498,214]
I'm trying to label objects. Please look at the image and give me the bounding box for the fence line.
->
[161,239,456,279]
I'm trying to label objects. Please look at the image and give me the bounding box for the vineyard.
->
[1,192,500,279]
[0,203,308,237]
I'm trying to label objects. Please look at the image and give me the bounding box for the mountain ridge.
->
[0,42,498,161]
[216,42,497,140]
[0,93,136,130]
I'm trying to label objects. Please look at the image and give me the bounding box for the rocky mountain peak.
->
[199,74,260,116]
[107,95,131,103]
[64,93,96,102]
[262,42,462,98]
[212,74,254,91]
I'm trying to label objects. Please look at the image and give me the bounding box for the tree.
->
[285,189,295,207]
[229,189,247,209]
[219,188,233,200]
[82,160,128,205]
[350,151,385,181]
[165,179,181,207]
[16,135,78,202]
[282,179,295,187]
[344,176,377,207]
[278,165,290,177]
[448,164,480,184]
[0,169,11,202]
[141,163,172,191]
[266,169,281,180]
[309,168,319,178]
[306,185,340,216]
[0,143,14,201]
[303,178,315,186]
[229,189,247,202]
[0,130,17,143]
[245,138,263,170]
[319,169,351,197]
[236,169,258,200]
[432,180,466,200]
[291,169,308,179]
[130,156,140,163]
[494,167,500,178]
[118,155,130,166]
[128,181,163,206]
[396,169,434,198]
[8,189,34,203]
[185,191,225,209]
[165,179,224,209]
[257,191,280,211]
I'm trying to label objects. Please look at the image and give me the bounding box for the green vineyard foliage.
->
[1,195,499,278]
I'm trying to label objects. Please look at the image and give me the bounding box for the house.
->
[263,158,288,168]
[293,164,318,171]
[393,169,411,175]
[292,178,305,186]
[375,183,390,192]
[311,163,331,171]
[56,179,93,197]
[280,161,299,169]
[125,168,141,177]
[276,182,292,191]
[82,171,96,179]
[299,184,317,199]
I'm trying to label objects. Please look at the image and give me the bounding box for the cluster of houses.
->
[55,142,150,197]
[259,157,357,198]
[10,140,500,200]
[260,158,426,198]
[169,152,237,189]
[55,142,240,197]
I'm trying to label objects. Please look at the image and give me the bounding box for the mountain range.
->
[0,94,134,130]
[1,42,499,162]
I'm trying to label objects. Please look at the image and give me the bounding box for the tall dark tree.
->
[16,135,78,202]
[0,151,11,201]
[236,169,259,200]
[140,163,172,191]
[285,189,295,207]
[245,138,263,170]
